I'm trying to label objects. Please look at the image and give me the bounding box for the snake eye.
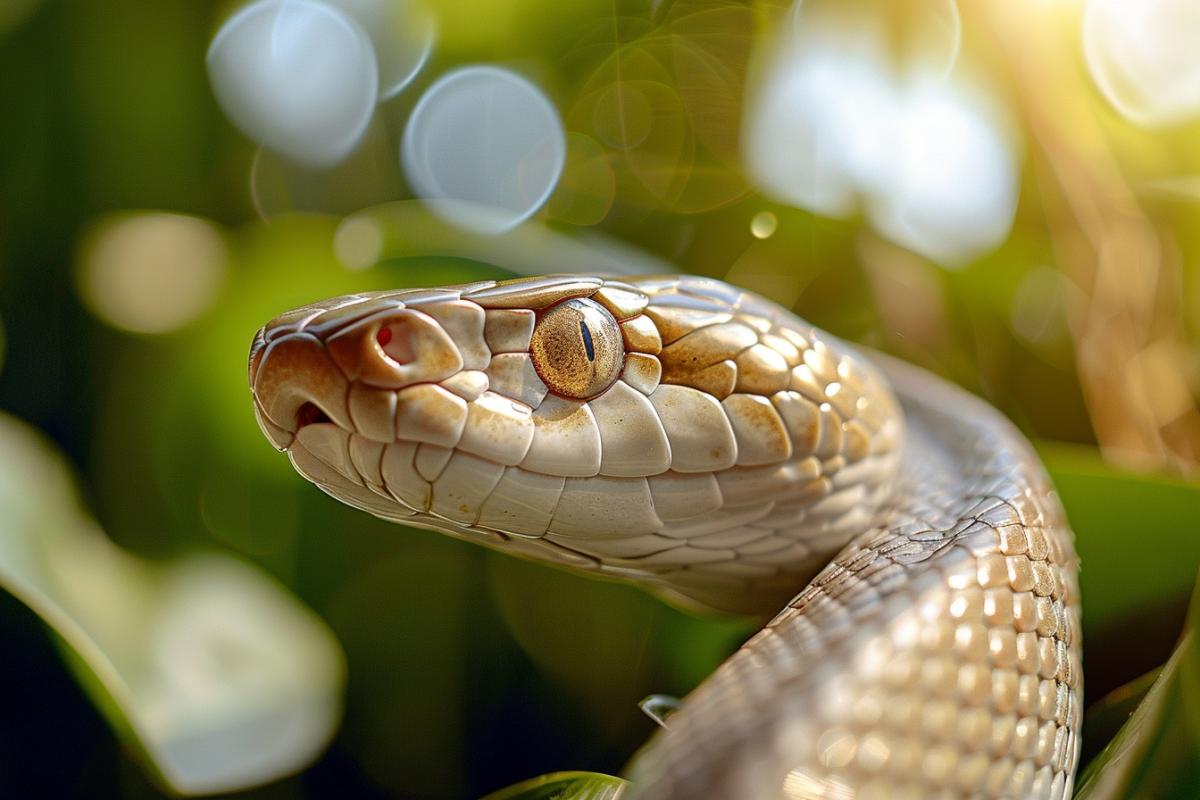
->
[530,297,624,400]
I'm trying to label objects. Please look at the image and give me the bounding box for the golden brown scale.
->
[619,315,663,354]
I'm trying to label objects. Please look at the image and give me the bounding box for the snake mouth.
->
[294,402,333,429]
[251,390,340,453]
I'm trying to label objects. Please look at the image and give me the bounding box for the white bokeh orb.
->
[790,0,962,79]
[1083,0,1200,127]
[743,36,873,218]
[402,66,566,235]
[866,82,1019,267]
[207,0,378,167]
[744,0,1018,267]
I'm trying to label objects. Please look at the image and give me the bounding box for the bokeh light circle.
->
[750,211,777,239]
[77,213,228,335]
[1083,0,1200,127]
[207,0,378,167]
[402,65,566,235]
[333,216,385,270]
[324,0,436,100]
[592,83,653,149]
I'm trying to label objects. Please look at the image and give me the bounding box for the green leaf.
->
[1080,666,1161,760]
[481,771,628,800]
[1073,569,1200,799]
[1043,444,1200,634]
[0,412,346,795]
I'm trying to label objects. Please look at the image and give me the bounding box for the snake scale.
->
[248,275,1081,799]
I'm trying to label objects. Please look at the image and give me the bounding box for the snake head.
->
[249,275,904,614]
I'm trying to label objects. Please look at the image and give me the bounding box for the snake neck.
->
[625,355,1083,799]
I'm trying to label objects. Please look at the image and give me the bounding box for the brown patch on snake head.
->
[644,306,733,344]
[619,315,662,354]
[663,360,737,399]
[660,322,757,371]
[733,344,790,395]
[252,332,352,435]
[325,309,463,390]
[722,393,793,466]
[592,282,649,321]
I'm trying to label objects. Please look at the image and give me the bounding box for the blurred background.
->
[1,0,1199,797]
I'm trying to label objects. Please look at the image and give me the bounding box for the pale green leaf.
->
[0,412,346,795]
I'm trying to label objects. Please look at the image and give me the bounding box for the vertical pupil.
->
[580,320,595,361]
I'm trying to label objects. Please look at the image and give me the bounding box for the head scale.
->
[249,275,904,614]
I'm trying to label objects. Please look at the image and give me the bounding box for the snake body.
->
[249,275,1081,799]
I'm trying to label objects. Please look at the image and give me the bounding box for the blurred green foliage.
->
[0,410,346,796]
[0,0,1199,798]
[481,772,626,800]
[1073,572,1200,800]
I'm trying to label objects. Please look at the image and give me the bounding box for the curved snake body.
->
[248,275,1081,799]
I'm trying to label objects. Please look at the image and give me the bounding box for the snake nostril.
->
[376,321,416,364]
[295,401,332,429]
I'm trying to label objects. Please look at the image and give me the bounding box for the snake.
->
[248,274,1081,799]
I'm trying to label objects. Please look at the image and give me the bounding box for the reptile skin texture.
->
[248,275,1081,799]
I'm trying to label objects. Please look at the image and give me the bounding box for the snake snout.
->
[249,327,354,450]
[248,299,474,454]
